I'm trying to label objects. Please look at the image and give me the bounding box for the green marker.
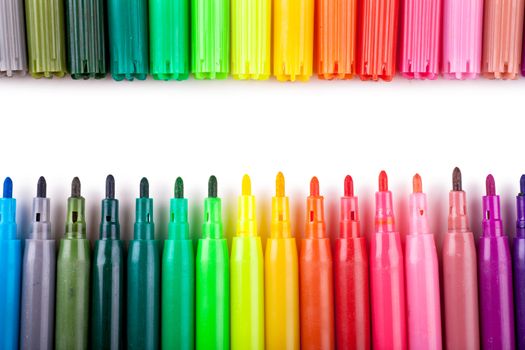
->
[196,176,230,350]
[55,177,91,350]
[128,177,160,349]
[162,177,194,349]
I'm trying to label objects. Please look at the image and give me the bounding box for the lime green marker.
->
[196,176,230,350]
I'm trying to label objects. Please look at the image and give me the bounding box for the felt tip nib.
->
[175,177,184,198]
[344,175,354,196]
[71,177,81,197]
[3,177,12,198]
[379,171,388,191]
[413,174,423,193]
[37,176,47,198]
[140,177,149,198]
[310,177,320,196]
[242,175,251,195]
[486,174,496,196]
[276,172,285,197]
[520,175,525,196]
[208,176,218,198]
[453,167,462,191]
[106,175,115,199]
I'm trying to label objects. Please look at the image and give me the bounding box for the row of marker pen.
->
[1,0,525,81]
[0,169,524,350]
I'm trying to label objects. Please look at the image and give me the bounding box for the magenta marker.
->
[478,174,515,349]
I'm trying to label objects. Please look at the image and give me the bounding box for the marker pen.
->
[20,177,56,350]
[162,177,195,349]
[55,177,91,350]
[299,177,334,350]
[25,0,67,77]
[442,168,479,349]
[442,0,483,79]
[0,0,27,77]
[231,175,264,350]
[108,0,148,80]
[405,174,442,349]
[196,176,230,350]
[91,175,124,349]
[0,178,21,350]
[64,0,106,78]
[370,171,407,350]
[514,175,525,349]
[478,175,515,348]
[334,175,370,350]
[127,178,160,349]
[265,172,299,350]
[482,0,525,79]
[149,0,189,80]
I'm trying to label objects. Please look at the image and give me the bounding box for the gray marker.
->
[0,0,27,76]
[20,177,55,350]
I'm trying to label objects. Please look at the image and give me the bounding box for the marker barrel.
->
[514,236,525,349]
[0,240,22,350]
[0,0,27,77]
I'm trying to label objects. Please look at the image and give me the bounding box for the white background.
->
[0,78,523,253]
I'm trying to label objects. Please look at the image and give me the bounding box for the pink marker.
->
[370,171,407,350]
[405,174,442,350]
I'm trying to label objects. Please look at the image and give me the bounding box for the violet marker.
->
[514,175,525,349]
[478,174,515,349]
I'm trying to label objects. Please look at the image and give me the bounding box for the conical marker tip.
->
[208,176,218,198]
[486,174,496,196]
[242,174,251,195]
[413,173,422,193]
[310,176,320,196]
[344,175,354,197]
[379,171,388,191]
[140,177,149,198]
[106,175,115,199]
[175,177,184,198]
[71,177,81,197]
[452,167,462,191]
[3,177,12,198]
[37,176,46,198]
[276,172,285,197]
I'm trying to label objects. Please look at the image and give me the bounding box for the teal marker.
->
[127,177,160,349]
[162,177,195,349]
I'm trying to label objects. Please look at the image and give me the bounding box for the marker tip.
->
[3,177,12,198]
[106,175,115,199]
[413,173,422,193]
[310,176,320,196]
[486,174,496,196]
[37,176,46,198]
[175,177,184,198]
[379,171,388,191]
[520,175,525,196]
[276,172,285,197]
[452,167,462,191]
[344,175,354,196]
[140,177,149,198]
[242,174,251,196]
[208,176,218,198]
[71,177,81,197]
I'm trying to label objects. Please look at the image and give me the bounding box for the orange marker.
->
[299,177,335,350]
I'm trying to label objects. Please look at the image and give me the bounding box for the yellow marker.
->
[231,175,265,350]
[265,172,300,349]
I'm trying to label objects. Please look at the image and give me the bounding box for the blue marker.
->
[0,177,21,350]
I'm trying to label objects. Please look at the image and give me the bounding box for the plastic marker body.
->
[405,175,442,349]
[20,178,56,350]
[273,0,314,81]
[358,0,399,81]
[196,176,230,350]
[370,171,407,350]
[0,178,21,350]
[265,173,299,350]
[91,176,124,349]
[231,175,264,350]
[442,168,479,349]
[108,0,148,80]
[442,0,483,79]
[25,0,66,77]
[299,177,335,350]
[55,178,91,350]
[149,0,189,80]
[0,0,26,76]
[127,178,160,349]
[478,175,515,348]
[334,176,370,350]
[514,175,525,349]
[162,178,195,349]
[482,0,525,79]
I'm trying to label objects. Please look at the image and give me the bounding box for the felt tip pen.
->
[91,175,124,349]
[405,174,442,349]
[0,178,21,350]
[265,172,300,350]
[370,171,407,350]
[231,175,264,350]
[20,177,56,350]
[196,176,230,350]
[514,175,525,349]
[0,0,27,77]
[334,176,370,350]
[55,177,91,350]
[478,175,515,348]
[442,168,480,349]
[127,178,160,349]
[299,177,335,350]
[162,177,195,349]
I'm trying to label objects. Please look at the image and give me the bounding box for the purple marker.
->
[478,174,515,349]
[514,175,525,349]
